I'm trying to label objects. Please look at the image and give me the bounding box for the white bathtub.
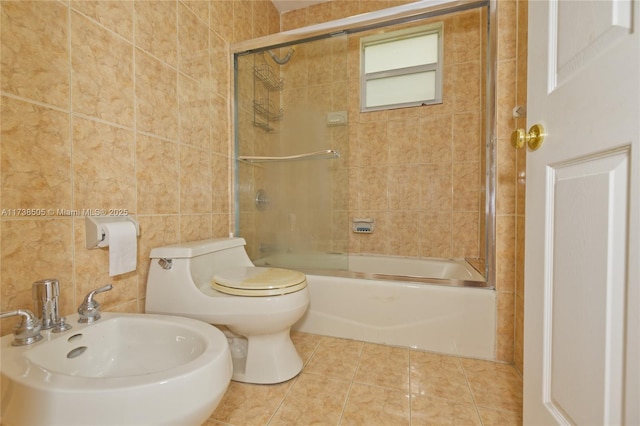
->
[256,253,496,359]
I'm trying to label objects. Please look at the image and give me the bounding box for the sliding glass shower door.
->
[234,35,350,271]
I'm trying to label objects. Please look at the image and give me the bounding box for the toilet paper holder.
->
[85,216,140,249]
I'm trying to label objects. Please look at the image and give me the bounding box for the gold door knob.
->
[511,124,545,151]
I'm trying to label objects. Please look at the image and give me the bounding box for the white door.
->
[523,0,639,424]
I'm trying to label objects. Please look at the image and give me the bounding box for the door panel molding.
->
[542,146,630,424]
[548,0,632,92]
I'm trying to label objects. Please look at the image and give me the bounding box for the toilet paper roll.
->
[99,221,137,276]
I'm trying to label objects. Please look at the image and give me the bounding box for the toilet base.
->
[226,328,303,384]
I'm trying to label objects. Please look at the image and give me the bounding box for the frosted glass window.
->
[365,72,436,108]
[361,23,443,111]
[365,34,439,73]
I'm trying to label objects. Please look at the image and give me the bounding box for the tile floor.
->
[204,332,523,425]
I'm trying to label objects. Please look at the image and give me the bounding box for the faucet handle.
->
[0,309,43,346]
[78,284,113,324]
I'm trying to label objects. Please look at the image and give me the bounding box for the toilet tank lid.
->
[149,237,246,259]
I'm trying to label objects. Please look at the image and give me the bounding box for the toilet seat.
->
[212,267,307,296]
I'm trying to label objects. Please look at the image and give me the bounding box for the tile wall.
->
[281,0,527,365]
[345,9,486,260]
[0,0,279,336]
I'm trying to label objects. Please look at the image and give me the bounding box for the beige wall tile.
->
[387,211,420,256]
[135,50,178,140]
[281,8,306,31]
[180,146,212,214]
[452,112,482,162]
[496,290,516,362]
[211,94,230,155]
[136,134,180,215]
[330,1,367,21]
[180,214,213,243]
[419,114,453,164]
[451,62,482,113]
[210,31,230,98]
[1,1,69,108]
[212,153,230,214]
[178,74,211,150]
[71,11,134,127]
[178,3,210,84]
[183,1,209,26]
[515,293,525,373]
[71,1,134,42]
[253,2,270,37]
[71,117,136,212]
[1,97,72,211]
[496,214,516,292]
[452,161,480,212]
[388,120,420,165]
[497,137,517,214]
[232,2,252,43]
[210,1,233,42]
[497,0,518,61]
[446,9,482,64]
[135,0,177,67]
[496,59,517,139]
[419,212,452,258]
[452,211,480,258]
[355,166,388,211]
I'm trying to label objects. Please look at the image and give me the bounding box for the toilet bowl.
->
[145,237,309,384]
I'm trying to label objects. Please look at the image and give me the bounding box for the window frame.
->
[360,23,444,112]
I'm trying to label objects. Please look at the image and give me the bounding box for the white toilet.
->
[145,237,309,384]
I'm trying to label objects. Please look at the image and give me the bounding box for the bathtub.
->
[255,253,496,359]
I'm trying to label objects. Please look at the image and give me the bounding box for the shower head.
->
[267,47,295,65]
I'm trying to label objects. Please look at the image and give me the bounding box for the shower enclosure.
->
[233,0,495,288]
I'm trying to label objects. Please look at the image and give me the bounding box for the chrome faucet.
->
[32,278,71,332]
[78,284,113,323]
[0,309,43,345]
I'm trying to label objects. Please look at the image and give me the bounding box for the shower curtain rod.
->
[237,149,340,163]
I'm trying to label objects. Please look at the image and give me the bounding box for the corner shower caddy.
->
[253,53,284,132]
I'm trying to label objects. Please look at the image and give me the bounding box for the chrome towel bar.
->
[238,149,340,163]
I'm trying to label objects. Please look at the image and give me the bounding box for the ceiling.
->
[271,0,330,12]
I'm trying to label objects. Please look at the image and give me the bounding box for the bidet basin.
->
[0,312,233,426]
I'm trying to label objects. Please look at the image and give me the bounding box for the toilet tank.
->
[149,237,254,287]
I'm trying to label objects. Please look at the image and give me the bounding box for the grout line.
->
[66,1,77,309]
[132,0,139,309]
[408,350,413,425]
[458,356,486,425]
[337,379,354,426]
[265,374,299,425]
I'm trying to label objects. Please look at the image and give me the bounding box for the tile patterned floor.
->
[204,332,523,425]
